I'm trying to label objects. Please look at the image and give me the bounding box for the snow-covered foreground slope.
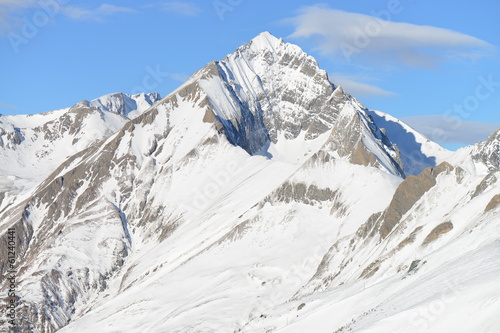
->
[0,32,498,333]
[56,154,499,333]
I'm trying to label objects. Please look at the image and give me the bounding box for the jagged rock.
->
[471,128,500,171]
[380,162,454,238]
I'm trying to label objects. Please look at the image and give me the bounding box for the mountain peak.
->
[191,32,407,176]
[247,31,283,51]
[231,31,307,62]
[88,92,161,118]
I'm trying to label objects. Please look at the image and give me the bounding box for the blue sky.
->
[1,0,499,150]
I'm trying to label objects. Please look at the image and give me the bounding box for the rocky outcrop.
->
[472,172,497,198]
[265,181,336,205]
[471,128,499,171]
[485,194,500,212]
[379,162,454,238]
[422,221,454,245]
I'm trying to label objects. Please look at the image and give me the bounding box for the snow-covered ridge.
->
[447,127,500,174]
[0,92,160,211]
[88,92,161,119]
[366,110,453,175]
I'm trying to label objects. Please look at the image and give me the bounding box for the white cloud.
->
[169,73,189,82]
[329,74,395,96]
[162,1,201,17]
[0,2,135,30]
[0,0,36,32]
[402,114,500,145]
[287,5,495,68]
[61,4,136,22]
[0,0,34,7]
[0,101,19,110]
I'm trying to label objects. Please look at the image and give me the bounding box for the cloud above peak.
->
[61,4,136,22]
[161,2,201,17]
[0,2,136,32]
[402,114,500,146]
[329,74,396,97]
[288,5,495,68]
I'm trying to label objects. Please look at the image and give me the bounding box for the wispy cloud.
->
[287,5,495,69]
[0,0,36,32]
[0,0,34,7]
[0,101,19,110]
[0,0,36,13]
[161,1,201,17]
[169,73,190,82]
[61,4,136,22]
[329,74,395,97]
[402,114,500,145]
[0,2,135,31]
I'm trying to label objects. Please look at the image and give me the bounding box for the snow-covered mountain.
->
[0,92,160,213]
[0,32,498,333]
[88,92,161,119]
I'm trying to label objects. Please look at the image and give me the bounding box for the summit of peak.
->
[249,31,282,48]
[235,31,306,57]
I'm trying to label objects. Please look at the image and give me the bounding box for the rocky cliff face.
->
[0,33,498,333]
[197,32,405,177]
[471,128,500,171]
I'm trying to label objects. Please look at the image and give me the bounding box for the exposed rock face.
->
[472,172,497,198]
[485,194,500,212]
[350,140,379,167]
[380,162,454,238]
[197,32,405,177]
[0,126,23,149]
[422,221,454,245]
[471,128,500,171]
[265,181,336,205]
